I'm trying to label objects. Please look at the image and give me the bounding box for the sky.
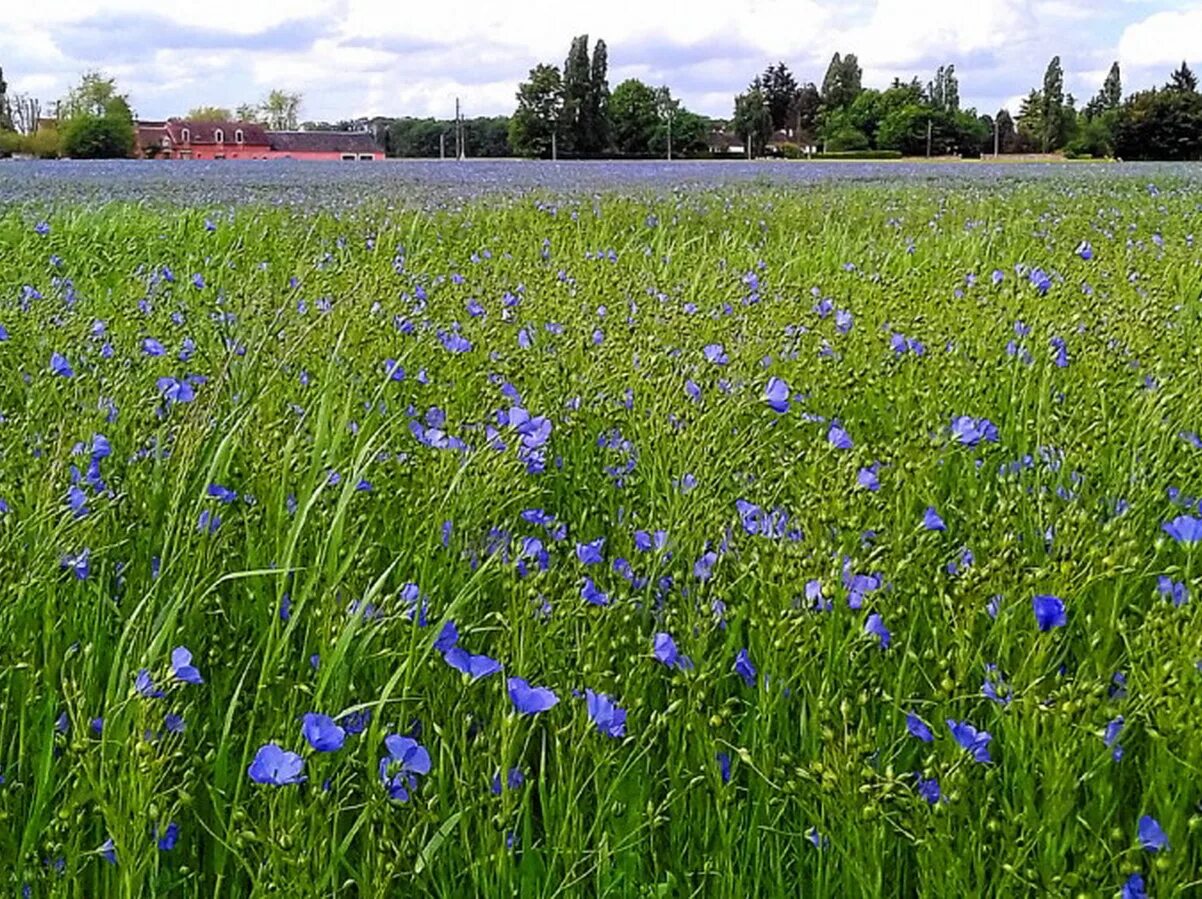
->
[2,0,1199,123]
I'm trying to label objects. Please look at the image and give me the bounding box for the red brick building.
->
[137,119,382,160]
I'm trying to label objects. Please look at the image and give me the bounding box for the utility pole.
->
[926,119,933,158]
[440,132,445,160]
[666,109,672,161]
[993,117,999,158]
[454,98,463,161]
[551,130,557,162]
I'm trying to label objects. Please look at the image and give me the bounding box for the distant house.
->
[708,130,744,156]
[136,119,382,160]
[265,130,381,160]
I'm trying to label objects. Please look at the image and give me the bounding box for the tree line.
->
[2,50,1200,160]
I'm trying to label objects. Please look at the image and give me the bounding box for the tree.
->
[821,53,862,111]
[1113,86,1202,160]
[187,106,233,122]
[561,34,591,153]
[588,39,611,152]
[1015,89,1043,152]
[651,107,708,156]
[235,103,259,121]
[609,78,658,154]
[1169,62,1198,93]
[59,70,125,121]
[9,94,41,135]
[995,108,1017,153]
[260,90,301,130]
[928,65,959,113]
[761,62,800,132]
[653,85,679,157]
[509,64,564,157]
[1040,56,1065,151]
[1101,62,1122,110]
[733,82,773,157]
[789,83,822,146]
[0,66,12,132]
[61,95,134,158]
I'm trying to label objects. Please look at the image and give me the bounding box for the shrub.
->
[62,115,134,159]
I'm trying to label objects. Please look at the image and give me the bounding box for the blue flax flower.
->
[906,712,934,742]
[1122,874,1147,899]
[1163,515,1202,543]
[157,822,179,851]
[170,646,204,684]
[508,677,559,715]
[444,647,502,680]
[915,775,941,805]
[764,377,790,413]
[302,713,346,752]
[733,648,757,687]
[248,743,306,785]
[50,353,74,377]
[922,506,946,531]
[865,613,891,648]
[947,719,992,762]
[379,734,431,801]
[653,632,693,670]
[827,423,853,450]
[585,689,627,738]
[1032,594,1067,631]
[1138,815,1168,852]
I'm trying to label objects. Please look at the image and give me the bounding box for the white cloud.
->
[0,0,1190,120]
[1118,8,1202,68]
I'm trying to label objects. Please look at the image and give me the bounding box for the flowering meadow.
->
[1,169,1201,897]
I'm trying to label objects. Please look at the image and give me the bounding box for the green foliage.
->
[821,52,862,111]
[186,107,234,122]
[58,70,124,121]
[609,79,659,154]
[815,148,902,158]
[824,125,869,152]
[927,65,959,113]
[0,65,12,132]
[732,85,773,157]
[6,176,1202,896]
[509,64,564,157]
[650,108,710,156]
[1113,88,1202,160]
[1065,113,1117,158]
[61,114,134,159]
[1168,62,1198,93]
[761,62,800,132]
[383,117,510,158]
[60,94,135,159]
[1040,57,1068,152]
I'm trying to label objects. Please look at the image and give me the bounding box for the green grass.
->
[1,177,1201,897]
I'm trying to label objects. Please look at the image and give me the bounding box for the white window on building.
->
[235,129,244,144]
[214,128,224,144]
[180,128,190,144]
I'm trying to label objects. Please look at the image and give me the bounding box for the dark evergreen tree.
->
[761,62,799,132]
[1169,61,1198,93]
[995,108,1016,153]
[588,39,611,152]
[1040,56,1065,151]
[562,35,592,153]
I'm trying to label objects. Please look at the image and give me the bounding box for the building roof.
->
[166,120,271,145]
[266,131,380,154]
